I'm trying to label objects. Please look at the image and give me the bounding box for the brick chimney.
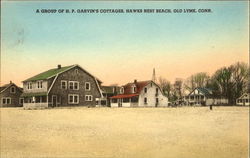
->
[134,79,137,84]
[58,64,61,69]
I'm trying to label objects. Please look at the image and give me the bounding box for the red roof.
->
[110,93,139,99]
[123,80,151,94]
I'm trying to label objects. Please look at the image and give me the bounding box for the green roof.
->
[24,65,75,82]
[21,92,47,97]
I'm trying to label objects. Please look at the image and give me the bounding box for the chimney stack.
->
[10,80,12,84]
[58,64,61,69]
[134,79,137,84]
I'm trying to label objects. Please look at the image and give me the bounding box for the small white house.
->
[236,93,249,106]
[110,80,168,107]
[185,87,228,106]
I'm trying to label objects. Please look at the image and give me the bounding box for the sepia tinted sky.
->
[1,1,249,86]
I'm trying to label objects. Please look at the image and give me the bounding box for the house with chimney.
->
[110,80,168,107]
[0,81,23,107]
[21,64,103,109]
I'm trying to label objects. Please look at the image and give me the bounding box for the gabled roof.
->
[23,64,102,83]
[0,82,23,93]
[123,80,151,94]
[23,65,75,82]
[188,87,213,96]
[237,93,250,99]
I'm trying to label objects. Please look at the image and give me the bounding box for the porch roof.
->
[21,92,47,97]
[110,94,139,99]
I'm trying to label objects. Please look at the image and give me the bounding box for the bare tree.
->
[158,76,171,98]
[184,72,210,92]
[173,78,183,100]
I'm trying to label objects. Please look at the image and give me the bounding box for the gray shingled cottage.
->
[0,81,23,107]
[22,64,103,109]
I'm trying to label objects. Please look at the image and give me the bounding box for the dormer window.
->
[132,85,137,93]
[120,87,124,94]
[10,86,16,93]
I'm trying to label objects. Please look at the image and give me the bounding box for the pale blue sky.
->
[1,1,249,86]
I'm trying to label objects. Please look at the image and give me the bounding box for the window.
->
[144,87,147,93]
[156,88,159,94]
[123,98,130,103]
[74,82,79,90]
[69,81,79,90]
[2,98,11,104]
[37,81,43,89]
[120,87,124,94]
[132,86,136,93]
[27,82,32,89]
[61,80,67,89]
[19,98,24,104]
[10,86,16,93]
[75,69,79,74]
[68,94,79,104]
[85,95,93,101]
[144,97,147,104]
[85,82,91,91]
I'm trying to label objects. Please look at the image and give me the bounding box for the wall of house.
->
[49,66,101,107]
[111,102,119,107]
[138,83,168,107]
[0,85,23,107]
[23,80,48,93]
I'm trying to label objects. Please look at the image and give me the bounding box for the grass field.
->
[0,106,249,158]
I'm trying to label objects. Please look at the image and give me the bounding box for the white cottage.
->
[110,80,168,107]
[236,93,249,106]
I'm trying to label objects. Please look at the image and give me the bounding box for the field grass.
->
[0,106,249,158]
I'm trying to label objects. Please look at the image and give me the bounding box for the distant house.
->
[22,64,103,109]
[110,80,168,107]
[236,93,249,106]
[185,87,228,106]
[185,87,213,106]
[0,81,23,107]
[101,86,120,106]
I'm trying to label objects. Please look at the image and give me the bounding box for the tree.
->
[173,78,183,100]
[184,72,210,92]
[210,62,249,104]
[158,76,171,98]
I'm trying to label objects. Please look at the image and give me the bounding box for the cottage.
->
[101,86,120,106]
[185,87,213,106]
[0,81,23,107]
[110,80,168,107]
[185,87,228,106]
[236,93,249,106]
[22,64,103,109]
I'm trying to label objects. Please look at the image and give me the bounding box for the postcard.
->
[0,1,249,158]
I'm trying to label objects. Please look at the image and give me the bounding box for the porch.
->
[110,94,139,107]
[21,92,49,109]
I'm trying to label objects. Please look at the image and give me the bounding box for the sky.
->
[1,1,249,86]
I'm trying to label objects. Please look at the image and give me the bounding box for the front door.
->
[52,95,57,107]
